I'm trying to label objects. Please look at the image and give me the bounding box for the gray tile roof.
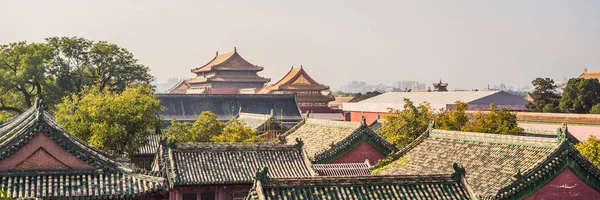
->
[0,102,166,198]
[247,173,474,200]
[158,94,303,122]
[282,118,361,159]
[312,163,371,176]
[237,112,272,130]
[375,128,560,197]
[137,133,160,155]
[159,142,315,186]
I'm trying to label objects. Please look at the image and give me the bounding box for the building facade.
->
[259,66,335,113]
[168,48,270,94]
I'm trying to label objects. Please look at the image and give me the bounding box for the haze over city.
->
[2,0,599,90]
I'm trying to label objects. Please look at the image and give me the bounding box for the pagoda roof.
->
[280,118,397,162]
[0,101,165,198]
[259,66,330,93]
[374,122,597,198]
[246,166,475,200]
[155,141,315,187]
[186,75,270,84]
[191,48,264,73]
[157,94,303,122]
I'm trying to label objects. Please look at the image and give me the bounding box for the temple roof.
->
[156,142,315,187]
[259,66,330,93]
[157,94,303,122]
[312,162,371,176]
[280,118,397,162]
[246,167,474,200]
[374,125,565,197]
[280,118,361,159]
[191,48,264,73]
[0,101,165,198]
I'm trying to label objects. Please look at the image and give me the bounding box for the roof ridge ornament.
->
[556,124,567,143]
[255,167,270,183]
[234,46,237,52]
[295,138,304,148]
[361,116,367,126]
[451,163,466,181]
[427,120,435,130]
[35,98,45,122]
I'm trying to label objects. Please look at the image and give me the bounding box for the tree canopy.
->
[212,118,262,143]
[167,111,225,143]
[166,112,263,143]
[379,98,434,148]
[55,84,162,157]
[559,78,600,113]
[379,100,523,148]
[0,37,152,121]
[526,78,560,113]
[576,136,600,167]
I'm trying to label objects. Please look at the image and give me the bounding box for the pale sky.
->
[2,0,599,90]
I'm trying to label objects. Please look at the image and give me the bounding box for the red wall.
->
[346,111,382,124]
[330,141,386,165]
[525,168,600,200]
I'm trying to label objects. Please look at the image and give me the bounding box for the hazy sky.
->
[2,0,599,90]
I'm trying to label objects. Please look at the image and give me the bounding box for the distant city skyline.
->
[2,0,599,90]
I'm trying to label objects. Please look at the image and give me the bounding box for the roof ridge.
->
[430,129,558,147]
[174,142,301,151]
[314,125,398,163]
[262,174,458,186]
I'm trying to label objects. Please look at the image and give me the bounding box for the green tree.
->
[0,38,153,120]
[46,37,153,93]
[167,111,225,143]
[55,84,162,157]
[526,78,560,112]
[379,98,434,148]
[437,101,469,131]
[559,78,600,113]
[576,136,600,167]
[462,104,523,135]
[212,118,262,142]
[590,104,600,114]
[0,42,57,118]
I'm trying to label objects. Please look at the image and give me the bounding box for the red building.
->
[168,47,270,94]
[259,66,334,113]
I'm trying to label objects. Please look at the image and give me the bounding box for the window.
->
[201,192,215,200]
[182,193,197,200]
[225,191,247,200]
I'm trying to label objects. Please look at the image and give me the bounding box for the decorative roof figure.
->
[433,79,448,92]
